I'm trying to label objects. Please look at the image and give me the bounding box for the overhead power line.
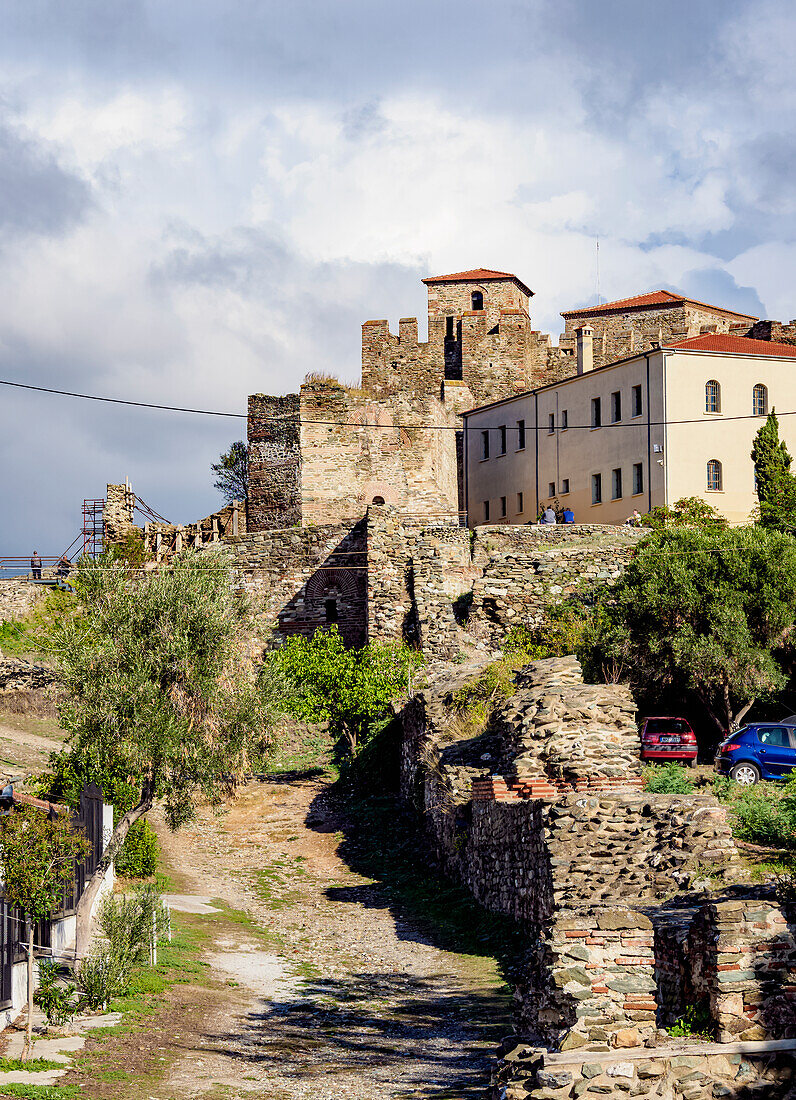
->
[1,375,794,432]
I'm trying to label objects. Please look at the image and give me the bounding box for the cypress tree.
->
[751,411,796,529]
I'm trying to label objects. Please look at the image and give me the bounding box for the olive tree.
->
[582,526,796,735]
[46,551,279,954]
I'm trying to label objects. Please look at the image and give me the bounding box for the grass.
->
[0,1089,80,1099]
[0,1058,64,1072]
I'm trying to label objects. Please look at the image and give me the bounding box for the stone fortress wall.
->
[397,655,796,1099]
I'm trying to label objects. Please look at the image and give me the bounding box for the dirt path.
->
[155,776,512,1099]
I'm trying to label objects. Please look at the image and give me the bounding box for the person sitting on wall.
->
[30,551,42,580]
[625,509,643,527]
[541,505,557,524]
[562,507,575,524]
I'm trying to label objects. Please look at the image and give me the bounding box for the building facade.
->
[463,332,796,527]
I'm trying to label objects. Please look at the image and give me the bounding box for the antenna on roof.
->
[595,237,601,306]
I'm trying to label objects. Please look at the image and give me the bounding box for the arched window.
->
[471,290,484,310]
[705,380,721,414]
[707,459,723,492]
[753,383,768,417]
[372,495,385,505]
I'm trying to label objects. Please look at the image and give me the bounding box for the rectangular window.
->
[562,478,570,495]
[499,425,507,454]
[612,468,623,500]
[483,500,490,521]
[591,397,601,428]
[548,481,555,497]
[517,419,526,449]
[633,462,643,495]
[548,413,555,434]
[481,430,490,460]
[611,391,621,423]
[562,409,568,430]
[500,495,507,517]
[632,385,642,417]
[325,599,339,623]
[517,491,524,514]
[592,473,602,504]
[446,316,454,339]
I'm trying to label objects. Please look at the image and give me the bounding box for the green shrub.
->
[76,883,169,1009]
[503,603,591,662]
[718,783,796,849]
[642,762,696,794]
[114,818,159,878]
[34,959,78,1027]
[76,946,132,1009]
[0,619,27,656]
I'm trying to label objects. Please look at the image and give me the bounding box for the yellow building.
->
[463,331,796,527]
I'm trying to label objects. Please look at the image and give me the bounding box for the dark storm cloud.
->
[0,124,91,237]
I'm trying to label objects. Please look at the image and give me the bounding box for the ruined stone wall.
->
[247,393,302,530]
[747,318,796,345]
[104,482,136,543]
[0,657,57,693]
[0,579,47,622]
[468,526,643,644]
[212,522,367,647]
[698,897,796,1042]
[561,304,752,370]
[299,382,461,526]
[365,513,644,659]
[492,1042,796,1100]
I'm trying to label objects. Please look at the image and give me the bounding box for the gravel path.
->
[156,776,511,1099]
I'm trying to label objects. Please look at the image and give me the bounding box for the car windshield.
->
[645,718,690,734]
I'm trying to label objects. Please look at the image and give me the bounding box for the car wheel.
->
[730,761,760,786]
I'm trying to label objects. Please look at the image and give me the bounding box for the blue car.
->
[714,724,796,785]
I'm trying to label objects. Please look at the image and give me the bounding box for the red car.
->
[640,716,698,766]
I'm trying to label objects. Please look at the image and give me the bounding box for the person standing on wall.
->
[30,551,42,580]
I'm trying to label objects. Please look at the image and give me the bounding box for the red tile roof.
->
[561,290,757,322]
[665,333,796,357]
[423,268,533,297]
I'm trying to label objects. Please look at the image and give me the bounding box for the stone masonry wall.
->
[560,302,756,370]
[366,510,644,659]
[247,393,302,530]
[299,381,461,526]
[0,579,47,622]
[212,522,367,648]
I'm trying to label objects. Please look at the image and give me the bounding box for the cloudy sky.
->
[0,0,794,562]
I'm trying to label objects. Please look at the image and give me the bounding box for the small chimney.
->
[576,325,594,375]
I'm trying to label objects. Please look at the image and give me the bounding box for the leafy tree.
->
[0,805,88,1058]
[581,526,796,735]
[44,551,280,954]
[641,496,728,532]
[268,627,422,755]
[211,441,248,503]
[751,411,796,530]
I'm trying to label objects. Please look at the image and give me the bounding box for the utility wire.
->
[1,376,793,433]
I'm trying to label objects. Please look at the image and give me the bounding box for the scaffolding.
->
[82,499,105,559]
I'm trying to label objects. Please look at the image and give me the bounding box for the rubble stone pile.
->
[493,656,642,792]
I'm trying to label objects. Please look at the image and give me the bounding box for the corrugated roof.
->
[562,290,757,321]
[422,269,533,297]
[665,333,796,357]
